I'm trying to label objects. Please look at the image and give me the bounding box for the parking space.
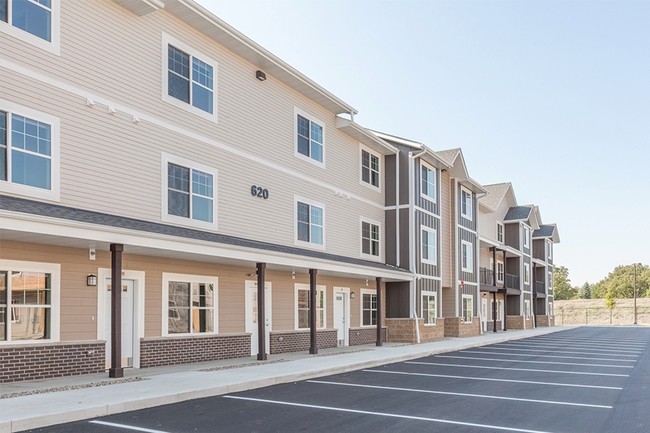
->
[27,327,650,433]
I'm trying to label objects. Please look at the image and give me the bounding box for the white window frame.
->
[547,240,553,260]
[294,283,326,330]
[420,160,436,202]
[360,288,377,327]
[421,290,437,325]
[523,225,530,249]
[496,222,504,243]
[548,301,554,317]
[0,260,60,345]
[496,260,505,282]
[548,271,553,289]
[162,273,218,336]
[462,294,473,323]
[460,186,473,220]
[0,0,60,55]
[294,107,325,168]
[524,299,531,318]
[359,144,380,190]
[524,262,530,285]
[360,217,381,260]
[161,33,218,122]
[0,99,60,201]
[161,152,218,231]
[294,195,325,249]
[461,240,473,273]
[421,226,437,265]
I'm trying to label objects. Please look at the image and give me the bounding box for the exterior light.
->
[87,274,97,287]
[256,70,266,81]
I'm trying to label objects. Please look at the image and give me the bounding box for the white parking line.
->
[523,340,646,350]
[406,361,629,377]
[224,395,558,433]
[363,369,623,390]
[89,421,169,433]
[460,350,637,362]
[532,336,647,346]
[307,380,613,409]
[436,355,634,368]
[495,343,641,355]
[480,346,638,358]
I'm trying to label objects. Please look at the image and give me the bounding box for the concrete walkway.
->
[0,326,570,433]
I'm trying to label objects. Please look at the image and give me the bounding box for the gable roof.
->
[433,148,486,195]
[479,182,514,212]
[504,205,533,221]
[533,224,561,243]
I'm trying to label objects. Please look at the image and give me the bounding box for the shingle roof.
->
[504,205,532,221]
[0,195,409,274]
[479,183,511,212]
[432,148,460,166]
[533,224,560,243]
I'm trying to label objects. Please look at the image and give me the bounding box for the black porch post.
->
[256,262,267,361]
[109,243,124,378]
[376,277,383,346]
[492,291,497,333]
[309,269,318,354]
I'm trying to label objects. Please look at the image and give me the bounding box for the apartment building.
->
[0,0,412,383]
[532,224,560,326]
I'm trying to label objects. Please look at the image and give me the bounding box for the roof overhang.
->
[112,0,164,16]
[336,119,397,155]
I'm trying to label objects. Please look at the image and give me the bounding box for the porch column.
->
[256,262,267,361]
[309,269,318,355]
[376,277,383,346]
[503,250,508,331]
[109,243,124,378]
[492,291,497,333]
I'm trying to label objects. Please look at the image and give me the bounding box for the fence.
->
[558,306,650,326]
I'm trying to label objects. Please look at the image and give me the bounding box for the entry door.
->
[333,288,349,346]
[481,297,488,332]
[246,281,272,356]
[105,278,135,368]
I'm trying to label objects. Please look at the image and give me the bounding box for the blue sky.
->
[201,0,650,286]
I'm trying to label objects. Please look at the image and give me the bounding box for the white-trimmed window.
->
[361,219,380,258]
[163,273,217,335]
[548,271,553,289]
[361,289,377,326]
[461,187,473,220]
[548,301,554,316]
[422,291,437,325]
[523,226,530,249]
[524,299,531,318]
[295,284,325,329]
[420,161,436,201]
[461,240,473,272]
[0,99,60,201]
[162,153,217,229]
[547,240,553,260]
[295,109,324,166]
[162,33,217,121]
[0,260,60,343]
[295,197,324,247]
[524,262,530,285]
[360,146,380,189]
[497,261,505,282]
[497,223,504,243]
[462,294,473,323]
[0,0,60,54]
[421,226,437,265]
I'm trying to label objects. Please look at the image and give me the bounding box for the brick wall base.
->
[536,315,550,327]
[487,321,504,332]
[385,319,417,343]
[270,330,338,354]
[139,333,250,368]
[0,341,105,383]
[506,315,524,329]
[349,327,387,345]
[444,317,481,337]
[420,318,445,343]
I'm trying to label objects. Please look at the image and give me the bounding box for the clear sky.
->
[200,0,650,286]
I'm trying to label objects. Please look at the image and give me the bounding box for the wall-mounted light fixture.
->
[87,274,97,287]
[291,271,296,280]
[350,292,356,299]
[255,70,266,81]
[247,272,257,277]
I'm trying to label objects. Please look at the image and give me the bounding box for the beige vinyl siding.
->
[480,247,493,270]
[441,287,455,317]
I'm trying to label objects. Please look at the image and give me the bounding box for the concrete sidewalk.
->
[0,326,570,433]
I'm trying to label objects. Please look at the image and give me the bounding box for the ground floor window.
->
[295,284,325,329]
[361,289,377,326]
[548,301,554,316]
[163,273,217,335]
[524,299,531,318]
[422,291,437,324]
[462,294,473,323]
[491,300,503,321]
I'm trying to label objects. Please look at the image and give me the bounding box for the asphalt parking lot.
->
[28,327,650,433]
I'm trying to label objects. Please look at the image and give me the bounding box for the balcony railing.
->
[480,267,494,285]
[505,273,519,290]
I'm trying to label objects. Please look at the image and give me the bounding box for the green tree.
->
[604,289,616,324]
[592,264,650,299]
[554,265,577,300]
[577,282,591,299]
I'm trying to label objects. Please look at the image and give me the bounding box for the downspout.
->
[453,178,459,318]
[476,198,482,335]
[409,149,426,340]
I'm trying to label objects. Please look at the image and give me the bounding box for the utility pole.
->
[634,263,638,325]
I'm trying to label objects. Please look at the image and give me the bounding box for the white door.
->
[333,288,350,346]
[105,278,135,368]
[481,297,488,332]
[246,281,271,356]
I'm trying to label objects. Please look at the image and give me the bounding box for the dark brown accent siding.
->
[505,223,520,250]
[386,281,411,318]
[532,239,545,261]
[385,209,397,266]
[385,154,397,207]
[139,334,250,368]
[269,330,337,354]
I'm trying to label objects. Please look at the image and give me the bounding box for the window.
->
[0,260,59,342]
[296,112,324,165]
[462,295,473,323]
[461,240,473,272]
[0,100,59,201]
[523,226,530,248]
[420,162,436,201]
[163,273,217,335]
[524,262,530,285]
[548,301,554,317]
[421,227,437,265]
[422,291,436,325]
[547,240,553,260]
[548,271,553,289]
[296,198,324,247]
[295,284,325,329]
[361,220,380,258]
[497,223,504,243]
[162,34,217,121]
[497,261,505,282]
[524,299,531,318]
[361,290,377,326]
[461,187,472,220]
[360,148,380,188]
[0,0,59,53]
[162,154,217,228]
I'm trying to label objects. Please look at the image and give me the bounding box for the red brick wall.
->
[385,319,444,343]
[536,315,550,327]
[139,334,250,368]
[349,327,387,345]
[487,321,503,332]
[0,341,105,383]
[506,315,524,329]
[270,330,338,354]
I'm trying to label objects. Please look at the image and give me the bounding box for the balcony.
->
[505,273,519,290]
[480,267,494,285]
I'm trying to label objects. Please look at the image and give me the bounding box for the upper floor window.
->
[461,240,473,272]
[547,240,553,260]
[361,290,377,326]
[360,147,380,189]
[0,0,59,54]
[422,291,437,325]
[421,226,437,265]
[461,187,473,220]
[524,262,530,285]
[0,100,59,201]
[361,220,380,258]
[296,197,324,247]
[295,284,325,329]
[523,226,530,249]
[420,162,436,201]
[162,34,217,121]
[295,110,324,165]
[496,261,505,282]
[163,273,218,335]
[162,153,217,229]
[497,223,504,243]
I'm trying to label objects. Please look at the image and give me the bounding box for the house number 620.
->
[250,185,269,200]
